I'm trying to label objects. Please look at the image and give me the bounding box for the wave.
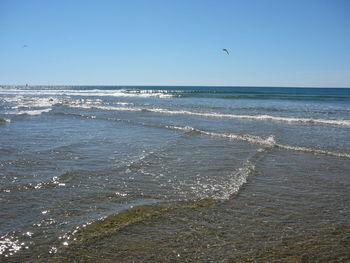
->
[147,109,350,127]
[5,97,349,126]
[2,86,350,101]
[1,96,56,117]
[215,147,271,200]
[4,108,52,116]
[275,144,350,159]
[53,112,97,120]
[1,96,61,108]
[166,125,350,159]
[67,104,350,127]
[232,106,350,115]
[166,125,277,146]
[69,104,143,112]
[116,87,350,101]
[0,89,177,98]
[120,89,178,98]
[33,113,266,201]
[51,109,350,159]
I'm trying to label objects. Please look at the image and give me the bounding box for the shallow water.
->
[1,86,349,262]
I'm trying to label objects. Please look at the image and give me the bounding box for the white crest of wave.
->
[69,105,143,112]
[2,96,59,106]
[5,108,52,116]
[67,103,350,127]
[208,146,272,200]
[166,125,276,147]
[214,160,256,200]
[275,144,350,159]
[0,89,176,98]
[166,125,350,159]
[148,109,350,127]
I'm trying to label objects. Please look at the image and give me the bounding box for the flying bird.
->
[222,48,229,55]
[22,45,28,48]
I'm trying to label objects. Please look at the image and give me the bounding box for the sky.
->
[0,0,350,87]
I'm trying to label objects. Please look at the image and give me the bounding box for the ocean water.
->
[0,86,349,262]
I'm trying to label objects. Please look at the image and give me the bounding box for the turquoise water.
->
[1,86,350,262]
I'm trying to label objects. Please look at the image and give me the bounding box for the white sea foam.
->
[64,103,350,158]
[1,96,60,108]
[69,105,143,112]
[1,96,59,117]
[166,125,350,159]
[275,144,350,159]
[115,102,135,106]
[148,108,350,127]
[210,147,272,199]
[214,160,255,199]
[0,89,176,98]
[166,125,277,146]
[4,108,52,116]
[67,104,350,127]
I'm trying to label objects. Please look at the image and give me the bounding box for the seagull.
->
[222,48,229,55]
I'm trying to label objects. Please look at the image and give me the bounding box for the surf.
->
[66,104,350,127]
[165,125,350,159]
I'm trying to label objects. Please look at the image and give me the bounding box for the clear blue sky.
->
[1,0,350,87]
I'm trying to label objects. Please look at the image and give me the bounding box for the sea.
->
[0,86,349,262]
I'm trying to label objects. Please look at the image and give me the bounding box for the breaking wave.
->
[275,144,350,159]
[67,104,350,127]
[165,125,350,159]
[50,108,350,159]
[0,88,177,98]
[2,86,350,101]
[215,147,271,200]
[4,108,52,116]
[166,125,276,146]
[146,109,350,127]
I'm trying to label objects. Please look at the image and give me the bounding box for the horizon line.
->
[1,84,350,89]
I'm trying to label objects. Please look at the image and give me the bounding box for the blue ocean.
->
[1,86,349,262]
